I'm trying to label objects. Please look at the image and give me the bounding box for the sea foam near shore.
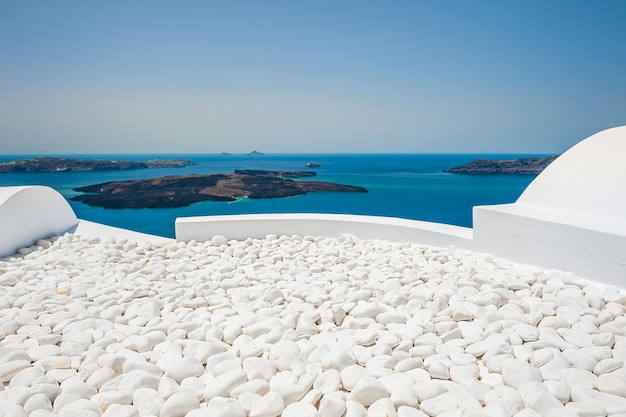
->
[1,234,625,417]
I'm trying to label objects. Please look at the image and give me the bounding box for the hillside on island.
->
[445,155,558,174]
[0,157,197,173]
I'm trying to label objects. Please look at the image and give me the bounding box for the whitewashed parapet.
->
[0,186,78,257]
[474,125,626,287]
[175,213,473,249]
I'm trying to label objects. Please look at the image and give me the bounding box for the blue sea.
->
[0,154,541,238]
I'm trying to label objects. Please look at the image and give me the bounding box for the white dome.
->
[518,126,626,221]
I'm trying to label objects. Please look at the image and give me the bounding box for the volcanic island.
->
[0,157,197,172]
[444,155,558,174]
[71,170,368,209]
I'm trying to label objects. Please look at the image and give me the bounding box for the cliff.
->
[71,171,367,209]
[0,157,197,173]
[444,156,558,175]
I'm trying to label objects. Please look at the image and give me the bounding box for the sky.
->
[0,1,625,154]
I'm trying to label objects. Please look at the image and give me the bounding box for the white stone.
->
[0,361,31,383]
[313,369,341,394]
[249,391,285,417]
[483,385,524,415]
[367,397,397,417]
[543,380,570,404]
[211,235,228,246]
[59,377,97,399]
[500,358,542,388]
[231,379,270,398]
[203,369,248,400]
[9,367,44,388]
[397,407,429,417]
[345,400,367,417]
[427,361,449,380]
[349,377,390,406]
[379,373,418,408]
[520,388,567,417]
[319,393,347,417]
[340,364,365,392]
[132,388,164,416]
[595,374,626,397]
[414,382,448,402]
[570,387,626,415]
[419,392,458,416]
[159,391,199,417]
[55,398,103,416]
[594,358,623,375]
[539,355,571,381]
[564,402,607,417]
[199,397,247,417]
[513,323,540,342]
[563,349,597,372]
[163,357,204,383]
[101,404,139,417]
[282,402,318,417]
[23,393,53,414]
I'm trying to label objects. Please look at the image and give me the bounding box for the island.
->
[234,169,316,178]
[71,170,368,209]
[305,162,321,168]
[444,155,558,175]
[0,157,197,173]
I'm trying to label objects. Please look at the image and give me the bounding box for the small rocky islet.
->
[71,170,367,209]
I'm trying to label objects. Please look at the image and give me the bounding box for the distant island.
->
[305,162,321,168]
[0,157,197,173]
[444,155,558,175]
[71,169,367,209]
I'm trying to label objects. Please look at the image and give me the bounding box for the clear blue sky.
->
[1,0,624,154]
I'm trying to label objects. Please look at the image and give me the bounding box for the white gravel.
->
[1,233,626,417]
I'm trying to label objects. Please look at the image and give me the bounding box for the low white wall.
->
[473,203,626,286]
[175,213,473,248]
[0,186,78,257]
[472,126,626,287]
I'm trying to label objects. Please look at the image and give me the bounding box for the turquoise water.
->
[0,154,540,238]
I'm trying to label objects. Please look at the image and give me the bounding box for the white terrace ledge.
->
[473,125,626,286]
[175,213,474,249]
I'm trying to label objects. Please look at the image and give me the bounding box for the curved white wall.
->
[0,186,78,257]
[518,125,626,220]
[474,125,626,287]
[176,213,473,248]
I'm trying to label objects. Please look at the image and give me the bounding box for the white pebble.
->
[282,402,318,417]
[500,358,542,388]
[159,391,199,417]
[249,391,285,417]
[319,393,347,417]
[349,377,390,406]
[367,397,397,417]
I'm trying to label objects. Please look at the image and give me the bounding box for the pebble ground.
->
[1,233,626,417]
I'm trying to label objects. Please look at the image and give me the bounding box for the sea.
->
[0,153,543,239]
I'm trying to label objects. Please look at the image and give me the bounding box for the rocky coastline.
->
[71,170,367,209]
[444,156,558,175]
[0,157,197,173]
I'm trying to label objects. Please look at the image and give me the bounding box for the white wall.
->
[473,126,626,287]
[0,186,78,257]
[176,213,473,248]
